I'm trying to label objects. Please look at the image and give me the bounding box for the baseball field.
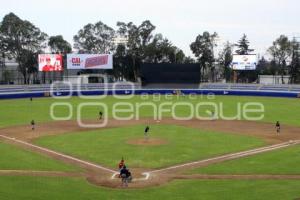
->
[1,95,300,199]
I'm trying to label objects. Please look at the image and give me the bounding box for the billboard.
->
[230,55,257,70]
[141,63,200,84]
[38,54,63,72]
[67,54,113,69]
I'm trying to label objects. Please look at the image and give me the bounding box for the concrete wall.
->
[259,75,290,85]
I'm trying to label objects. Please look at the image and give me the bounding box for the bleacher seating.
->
[0,83,141,94]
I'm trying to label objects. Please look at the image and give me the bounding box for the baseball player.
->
[144,126,150,140]
[120,165,130,187]
[31,120,35,130]
[276,121,281,134]
[118,158,125,178]
[99,111,103,120]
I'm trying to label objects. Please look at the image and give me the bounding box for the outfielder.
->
[144,126,150,140]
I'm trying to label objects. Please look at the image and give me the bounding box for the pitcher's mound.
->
[127,138,168,146]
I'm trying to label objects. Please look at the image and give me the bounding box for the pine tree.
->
[235,34,254,55]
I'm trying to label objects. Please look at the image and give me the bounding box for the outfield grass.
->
[1,95,300,128]
[0,141,78,171]
[189,144,300,175]
[34,124,264,169]
[1,95,300,199]
[1,176,300,200]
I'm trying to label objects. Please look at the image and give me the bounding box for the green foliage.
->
[235,34,254,55]
[48,35,72,54]
[2,70,12,83]
[73,21,115,54]
[289,39,300,83]
[16,49,39,83]
[234,34,256,83]
[0,12,47,83]
[190,31,218,81]
[218,41,233,81]
[268,35,292,83]
[116,20,156,81]
[115,20,187,81]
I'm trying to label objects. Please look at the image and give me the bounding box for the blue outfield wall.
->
[0,89,299,99]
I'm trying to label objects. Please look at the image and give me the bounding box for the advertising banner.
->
[67,54,113,69]
[38,54,63,72]
[230,55,257,70]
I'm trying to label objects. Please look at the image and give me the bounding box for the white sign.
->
[230,55,257,70]
[67,54,113,69]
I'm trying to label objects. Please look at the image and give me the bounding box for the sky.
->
[0,0,299,58]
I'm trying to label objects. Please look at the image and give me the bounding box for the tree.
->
[115,20,189,81]
[49,35,71,80]
[73,21,115,53]
[143,34,185,63]
[0,12,47,84]
[190,31,218,82]
[234,34,256,83]
[116,20,156,81]
[183,56,196,63]
[48,35,72,53]
[17,49,38,84]
[2,70,12,84]
[256,57,271,75]
[235,34,254,55]
[218,41,233,82]
[289,39,300,83]
[113,44,134,81]
[174,48,185,64]
[268,35,292,83]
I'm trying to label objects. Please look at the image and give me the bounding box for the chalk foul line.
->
[0,134,118,174]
